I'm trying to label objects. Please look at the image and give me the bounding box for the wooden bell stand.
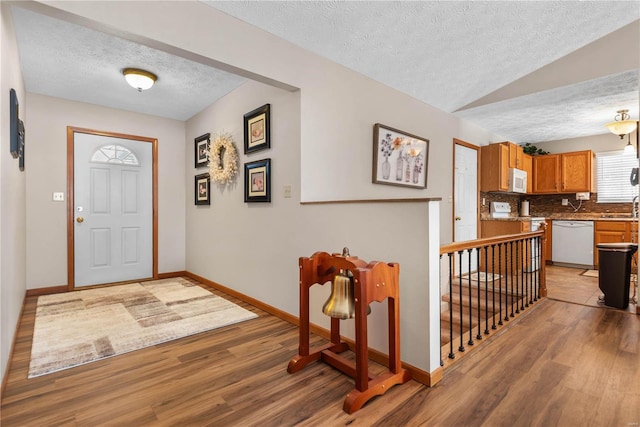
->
[287,251,411,414]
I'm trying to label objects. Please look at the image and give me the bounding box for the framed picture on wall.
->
[244,158,271,203]
[18,119,25,171]
[9,88,20,159]
[194,133,211,168]
[372,123,429,189]
[243,104,270,154]
[195,173,210,205]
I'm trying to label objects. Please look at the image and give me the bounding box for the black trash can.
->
[596,242,637,309]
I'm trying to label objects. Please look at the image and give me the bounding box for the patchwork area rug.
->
[28,278,257,378]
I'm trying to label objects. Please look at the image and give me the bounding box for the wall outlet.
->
[561,199,569,206]
[576,192,590,200]
[53,192,64,202]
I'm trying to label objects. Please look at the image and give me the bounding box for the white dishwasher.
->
[552,220,594,268]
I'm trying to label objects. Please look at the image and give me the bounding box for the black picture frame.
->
[372,123,429,189]
[243,104,270,154]
[194,133,211,168]
[9,88,19,159]
[18,119,25,171]
[244,158,271,203]
[194,173,210,205]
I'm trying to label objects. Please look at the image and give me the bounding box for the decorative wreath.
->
[208,133,239,185]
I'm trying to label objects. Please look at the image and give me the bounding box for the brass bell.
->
[322,269,371,319]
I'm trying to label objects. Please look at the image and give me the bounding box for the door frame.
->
[66,126,158,290]
[452,138,480,242]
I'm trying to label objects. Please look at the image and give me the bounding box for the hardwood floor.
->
[2,274,639,426]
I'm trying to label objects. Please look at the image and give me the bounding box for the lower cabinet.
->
[594,221,638,268]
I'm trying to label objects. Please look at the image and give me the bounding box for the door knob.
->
[455,216,462,221]
[76,217,84,223]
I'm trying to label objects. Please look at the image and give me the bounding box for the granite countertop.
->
[481,214,637,222]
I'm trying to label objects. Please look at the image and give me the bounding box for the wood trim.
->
[157,271,188,279]
[300,197,442,205]
[66,127,158,289]
[1,294,26,398]
[440,229,545,255]
[26,285,68,297]
[185,271,438,386]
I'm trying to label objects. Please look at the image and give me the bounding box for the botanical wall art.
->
[208,132,239,186]
[244,104,270,154]
[244,158,271,203]
[372,123,429,189]
[9,88,20,159]
[194,133,211,168]
[195,173,210,205]
[18,119,25,171]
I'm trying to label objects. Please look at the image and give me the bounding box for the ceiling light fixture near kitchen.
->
[605,109,637,139]
[123,68,157,92]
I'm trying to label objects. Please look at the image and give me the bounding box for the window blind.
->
[596,150,639,203]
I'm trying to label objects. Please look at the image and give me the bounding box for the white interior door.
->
[73,133,153,287]
[454,142,479,273]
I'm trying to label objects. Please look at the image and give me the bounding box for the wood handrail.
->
[440,230,545,255]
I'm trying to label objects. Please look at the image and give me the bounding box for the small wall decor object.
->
[372,123,429,189]
[9,88,20,158]
[244,158,271,202]
[288,249,411,414]
[208,132,239,185]
[194,133,211,168]
[18,119,25,171]
[194,173,210,205]
[243,103,270,154]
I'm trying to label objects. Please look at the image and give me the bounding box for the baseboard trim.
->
[158,271,187,279]
[1,294,27,397]
[26,285,68,297]
[185,271,439,386]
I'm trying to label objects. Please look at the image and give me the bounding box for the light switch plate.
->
[283,185,292,198]
[576,192,590,200]
[53,192,64,202]
[561,199,568,206]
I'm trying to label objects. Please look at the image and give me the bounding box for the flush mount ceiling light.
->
[123,68,157,92]
[605,109,637,139]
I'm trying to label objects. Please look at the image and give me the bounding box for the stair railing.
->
[439,228,546,364]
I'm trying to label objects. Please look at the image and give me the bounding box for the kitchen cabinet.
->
[505,142,525,169]
[532,150,593,194]
[594,220,638,267]
[521,153,533,193]
[480,143,509,192]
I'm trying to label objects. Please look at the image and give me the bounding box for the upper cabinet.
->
[532,150,593,194]
[480,143,509,192]
[480,142,532,193]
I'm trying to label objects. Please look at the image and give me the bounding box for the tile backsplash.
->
[480,192,633,217]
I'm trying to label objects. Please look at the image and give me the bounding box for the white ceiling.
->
[10,1,640,143]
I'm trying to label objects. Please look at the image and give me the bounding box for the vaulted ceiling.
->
[10,1,640,144]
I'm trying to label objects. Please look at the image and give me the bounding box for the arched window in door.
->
[90,144,140,166]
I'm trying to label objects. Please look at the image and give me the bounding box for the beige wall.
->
[1,2,27,383]
[25,94,187,289]
[534,132,637,154]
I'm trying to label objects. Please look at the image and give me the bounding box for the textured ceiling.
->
[10,6,246,121]
[9,1,640,143]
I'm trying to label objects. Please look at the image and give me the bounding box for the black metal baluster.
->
[534,236,540,301]
[510,241,515,318]
[458,251,465,353]
[515,239,520,314]
[448,252,455,359]
[491,244,497,330]
[525,237,530,307]
[476,249,483,340]
[499,242,504,325]
[467,250,474,346]
[484,246,489,335]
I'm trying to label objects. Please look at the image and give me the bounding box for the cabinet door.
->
[480,144,509,192]
[561,151,592,192]
[593,221,628,267]
[521,154,533,193]
[544,220,552,263]
[505,142,524,169]
[533,154,560,193]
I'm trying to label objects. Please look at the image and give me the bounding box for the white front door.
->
[73,132,153,287]
[454,141,479,273]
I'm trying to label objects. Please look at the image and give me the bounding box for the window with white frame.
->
[596,150,639,203]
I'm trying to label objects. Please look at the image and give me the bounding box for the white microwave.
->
[509,168,527,193]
